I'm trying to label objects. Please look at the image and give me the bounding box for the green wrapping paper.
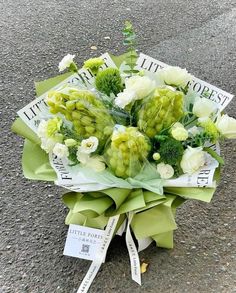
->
[11,53,218,249]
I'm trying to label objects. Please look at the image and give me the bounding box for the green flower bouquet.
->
[12,22,236,292]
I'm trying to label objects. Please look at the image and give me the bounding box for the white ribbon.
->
[76,213,152,292]
[125,212,141,285]
[77,215,120,293]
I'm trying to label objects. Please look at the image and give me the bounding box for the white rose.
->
[80,136,99,154]
[125,76,156,99]
[115,89,136,109]
[171,122,188,141]
[52,143,69,158]
[58,54,75,72]
[180,146,205,174]
[192,97,217,118]
[157,163,174,179]
[215,114,236,139]
[156,66,192,87]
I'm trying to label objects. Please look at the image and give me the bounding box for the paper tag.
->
[77,215,120,293]
[63,224,105,262]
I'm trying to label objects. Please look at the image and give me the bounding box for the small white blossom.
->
[180,146,205,174]
[157,163,174,179]
[153,152,161,161]
[58,54,75,72]
[171,122,188,141]
[115,89,136,109]
[125,75,156,99]
[64,138,77,147]
[156,66,192,87]
[52,143,69,158]
[80,136,99,154]
[192,97,217,118]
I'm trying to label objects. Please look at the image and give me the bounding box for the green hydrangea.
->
[95,68,124,96]
[137,87,184,138]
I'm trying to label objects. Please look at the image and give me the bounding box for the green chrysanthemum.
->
[95,68,124,96]
[198,118,219,143]
[83,57,105,75]
[158,137,184,165]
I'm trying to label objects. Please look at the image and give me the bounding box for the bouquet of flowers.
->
[12,22,236,292]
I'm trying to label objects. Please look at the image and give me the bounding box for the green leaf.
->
[204,147,225,165]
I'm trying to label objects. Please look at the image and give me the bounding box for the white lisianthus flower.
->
[192,97,217,118]
[41,137,57,153]
[125,75,156,100]
[156,66,192,87]
[188,126,201,136]
[80,136,99,154]
[115,89,136,109]
[215,114,236,139]
[85,156,106,172]
[52,143,69,158]
[58,54,75,72]
[37,120,48,138]
[157,162,174,179]
[180,146,205,174]
[171,122,188,141]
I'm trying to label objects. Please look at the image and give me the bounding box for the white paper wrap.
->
[16,52,229,191]
[136,53,234,111]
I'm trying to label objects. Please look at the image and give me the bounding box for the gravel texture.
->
[1,0,236,292]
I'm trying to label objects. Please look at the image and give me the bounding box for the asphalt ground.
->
[0,0,236,292]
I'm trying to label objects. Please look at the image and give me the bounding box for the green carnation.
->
[95,68,124,96]
[158,137,184,165]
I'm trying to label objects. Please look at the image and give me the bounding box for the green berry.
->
[137,87,184,137]
[105,126,151,178]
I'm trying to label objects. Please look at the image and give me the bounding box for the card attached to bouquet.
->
[63,224,105,262]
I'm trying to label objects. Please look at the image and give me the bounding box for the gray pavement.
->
[1,0,236,292]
